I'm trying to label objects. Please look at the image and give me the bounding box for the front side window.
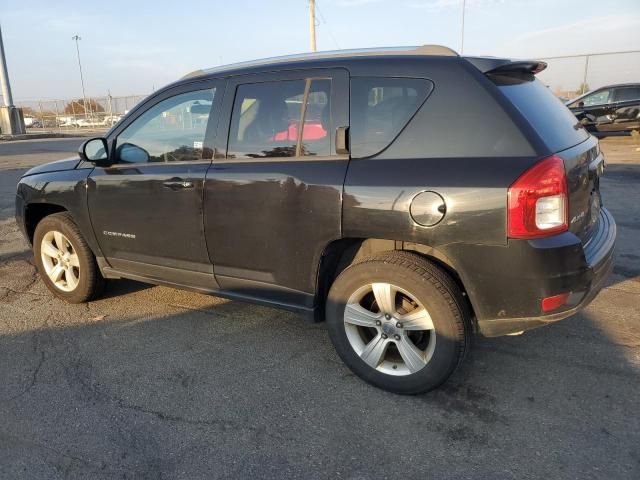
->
[116,89,215,163]
[228,79,331,159]
[577,89,612,107]
[350,77,431,158]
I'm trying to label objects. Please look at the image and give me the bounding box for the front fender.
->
[16,167,103,258]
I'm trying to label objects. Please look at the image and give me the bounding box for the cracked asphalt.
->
[1,136,639,479]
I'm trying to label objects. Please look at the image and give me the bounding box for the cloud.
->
[335,0,383,7]
[505,14,640,57]
[102,45,177,57]
[2,7,100,33]
[515,14,640,43]
[407,0,504,9]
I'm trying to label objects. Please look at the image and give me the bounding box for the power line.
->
[314,1,341,50]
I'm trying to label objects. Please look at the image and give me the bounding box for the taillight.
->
[508,155,568,239]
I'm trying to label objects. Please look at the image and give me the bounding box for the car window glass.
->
[228,79,331,159]
[116,89,214,163]
[581,89,612,107]
[495,75,588,152]
[614,87,640,102]
[300,79,331,156]
[350,77,431,158]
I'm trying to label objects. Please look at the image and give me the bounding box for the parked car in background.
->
[102,115,123,126]
[567,83,640,134]
[75,118,107,128]
[15,46,615,394]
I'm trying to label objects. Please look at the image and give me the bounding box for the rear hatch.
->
[481,61,602,243]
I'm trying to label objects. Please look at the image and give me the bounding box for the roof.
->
[182,45,458,79]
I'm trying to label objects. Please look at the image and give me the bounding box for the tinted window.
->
[350,77,431,158]
[495,75,589,153]
[228,79,331,159]
[578,89,612,107]
[300,80,331,156]
[614,87,640,102]
[116,89,214,163]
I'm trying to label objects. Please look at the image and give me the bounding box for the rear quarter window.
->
[493,75,589,153]
[350,77,433,158]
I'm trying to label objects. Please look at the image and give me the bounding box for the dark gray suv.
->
[15,46,615,394]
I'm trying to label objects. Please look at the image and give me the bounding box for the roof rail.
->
[182,45,458,79]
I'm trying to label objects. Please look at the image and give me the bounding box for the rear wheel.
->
[326,251,470,394]
[33,212,105,303]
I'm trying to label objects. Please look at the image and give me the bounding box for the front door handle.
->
[163,178,194,190]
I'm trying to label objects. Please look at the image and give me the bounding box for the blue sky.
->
[1,0,639,99]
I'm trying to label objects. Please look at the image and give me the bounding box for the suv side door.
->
[204,69,349,310]
[87,78,224,287]
[609,86,640,132]
[569,88,614,131]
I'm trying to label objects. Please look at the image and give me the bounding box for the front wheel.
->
[326,252,470,394]
[33,212,105,303]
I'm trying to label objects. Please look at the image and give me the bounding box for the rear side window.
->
[614,87,640,102]
[350,77,432,158]
[494,75,589,153]
[228,79,331,159]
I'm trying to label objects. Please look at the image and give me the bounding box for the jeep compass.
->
[15,45,616,394]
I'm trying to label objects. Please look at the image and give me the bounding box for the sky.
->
[1,0,639,101]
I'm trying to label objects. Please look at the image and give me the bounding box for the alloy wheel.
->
[343,282,436,376]
[40,230,81,292]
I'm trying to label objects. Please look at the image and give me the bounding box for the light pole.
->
[72,35,90,119]
[460,0,466,54]
[0,24,25,134]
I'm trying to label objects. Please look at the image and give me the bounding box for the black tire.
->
[33,212,105,303]
[326,251,470,394]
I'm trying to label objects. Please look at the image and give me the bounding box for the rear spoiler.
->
[465,57,547,75]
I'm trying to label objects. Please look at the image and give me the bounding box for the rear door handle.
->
[163,178,194,190]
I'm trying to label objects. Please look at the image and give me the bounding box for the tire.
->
[33,212,105,303]
[326,251,470,394]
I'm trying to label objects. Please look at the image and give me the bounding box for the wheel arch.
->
[24,202,68,245]
[315,237,477,328]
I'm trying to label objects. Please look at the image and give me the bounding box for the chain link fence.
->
[537,50,640,101]
[16,94,148,132]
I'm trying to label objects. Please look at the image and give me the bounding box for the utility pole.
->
[460,0,466,54]
[581,55,590,94]
[72,35,90,119]
[0,24,25,134]
[309,0,317,52]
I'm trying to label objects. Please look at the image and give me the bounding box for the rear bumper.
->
[474,208,616,337]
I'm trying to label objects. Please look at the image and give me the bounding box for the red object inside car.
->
[273,122,327,142]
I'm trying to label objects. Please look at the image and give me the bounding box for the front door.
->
[572,87,614,131]
[204,69,349,309]
[88,79,223,287]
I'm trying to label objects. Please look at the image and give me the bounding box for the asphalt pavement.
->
[0,136,638,479]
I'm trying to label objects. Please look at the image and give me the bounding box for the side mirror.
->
[117,143,150,163]
[79,138,109,163]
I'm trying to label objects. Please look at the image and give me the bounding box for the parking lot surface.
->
[1,136,639,479]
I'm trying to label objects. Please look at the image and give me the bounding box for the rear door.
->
[204,69,349,309]
[609,86,640,131]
